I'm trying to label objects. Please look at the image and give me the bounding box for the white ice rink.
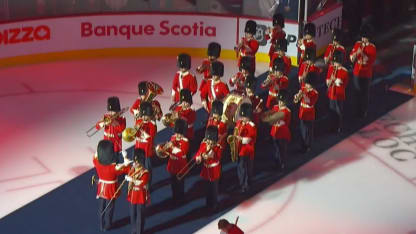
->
[1,57,415,234]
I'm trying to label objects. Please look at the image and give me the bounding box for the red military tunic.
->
[96,114,126,153]
[206,117,228,148]
[269,53,292,76]
[168,105,196,140]
[326,65,349,100]
[130,98,163,121]
[200,79,230,113]
[298,38,316,65]
[194,141,223,181]
[265,28,286,58]
[227,224,244,234]
[270,105,291,141]
[261,74,289,109]
[135,119,157,158]
[298,87,319,121]
[350,41,377,78]
[197,59,213,92]
[93,156,129,200]
[229,71,248,94]
[237,37,259,72]
[165,134,189,175]
[126,167,149,205]
[172,71,198,103]
[235,120,257,159]
[324,43,346,64]
[246,93,263,125]
[298,62,321,88]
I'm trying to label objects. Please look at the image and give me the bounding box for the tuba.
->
[144,81,164,102]
[221,92,251,127]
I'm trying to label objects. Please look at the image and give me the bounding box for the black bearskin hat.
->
[273,57,285,73]
[134,148,145,164]
[239,103,253,119]
[304,71,318,85]
[208,42,221,58]
[275,38,288,52]
[174,118,187,135]
[240,56,253,71]
[273,13,285,28]
[177,53,191,70]
[304,23,316,37]
[180,89,193,105]
[211,61,224,77]
[107,96,121,112]
[211,100,223,116]
[244,75,257,91]
[332,50,345,65]
[245,20,257,35]
[332,28,342,43]
[277,89,288,104]
[205,126,218,142]
[138,81,148,96]
[360,24,373,39]
[97,140,116,165]
[304,47,316,61]
[139,101,153,117]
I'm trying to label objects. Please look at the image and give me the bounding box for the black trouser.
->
[353,76,371,117]
[144,157,152,191]
[329,99,344,130]
[129,203,145,234]
[237,156,253,191]
[170,174,184,202]
[205,180,219,208]
[272,139,288,166]
[98,198,114,230]
[300,120,314,148]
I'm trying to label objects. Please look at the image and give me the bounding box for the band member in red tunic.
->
[262,58,289,109]
[218,219,244,234]
[197,42,221,92]
[135,101,157,189]
[200,61,230,113]
[93,140,130,231]
[156,119,189,204]
[244,76,263,126]
[324,28,346,65]
[294,72,319,153]
[269,38,291,76]
[349,24,377,118]
[266,13,286,60]
[206,100,228,148]
[327,50,349,133]
[235,20,259,74]
[164,89,196,140]
[298,47,321,88]
[125,149,149,234]
[96,96,126,154]
[172,53,198,103]
[270,90,291,169]
[235,103,257,192]
[297,22,316,65]
[194,126,223,211]
[229,56,252,94]
[130,81,163,121]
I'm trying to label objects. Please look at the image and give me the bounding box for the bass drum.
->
[221,92,252,126]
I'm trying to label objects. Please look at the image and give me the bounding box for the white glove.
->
[335,78,343,87]
[134,180,143,186]
[99,122,105,128]
[125,175,132,182]
[121,150,128,158]
[123,158,132,166]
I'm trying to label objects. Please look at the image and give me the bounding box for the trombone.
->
[176,158,197,181]
[86,107,129,137]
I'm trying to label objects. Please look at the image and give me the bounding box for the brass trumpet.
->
[155,142,173,159]
[293,90,303,104]
[162,111,179,128]
[122,121,145,142]
[86,106,129,137]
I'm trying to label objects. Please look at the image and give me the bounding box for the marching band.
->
[89,18,376,234]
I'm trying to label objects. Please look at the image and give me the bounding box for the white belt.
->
[104,132,115,138]
[269,91,278,97]
[301,103,314,108]
[132,187,144,191]
[188,124,194,128]
[273,120,285,127]
[136,137,148,143]
[205,162,219,168]
[99,179,117,184]
[240,52,254,57]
